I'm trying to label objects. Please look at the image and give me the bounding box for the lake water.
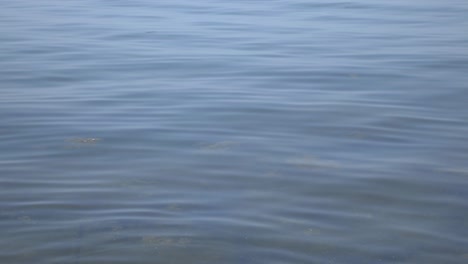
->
[1,0,468,263]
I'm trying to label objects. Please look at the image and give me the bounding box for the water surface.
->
[1,0,468,263]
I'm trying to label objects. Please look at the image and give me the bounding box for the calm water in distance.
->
[1,1,468,263]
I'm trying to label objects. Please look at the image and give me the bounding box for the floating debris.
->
[65,138,102,149]
[166,203,182,211]
[198,141,237,151]
[68,138,101,144]
[1,211,36,224]
[17,215,34,224]
[305,228,321,235]
[142,235,191,250]
[264,170,281,177]
[436,167,468,175]
[286,155,340,169]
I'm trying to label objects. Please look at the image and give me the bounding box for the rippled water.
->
[1,0,468,263]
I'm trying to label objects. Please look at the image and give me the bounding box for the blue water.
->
[1,1,468,263]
